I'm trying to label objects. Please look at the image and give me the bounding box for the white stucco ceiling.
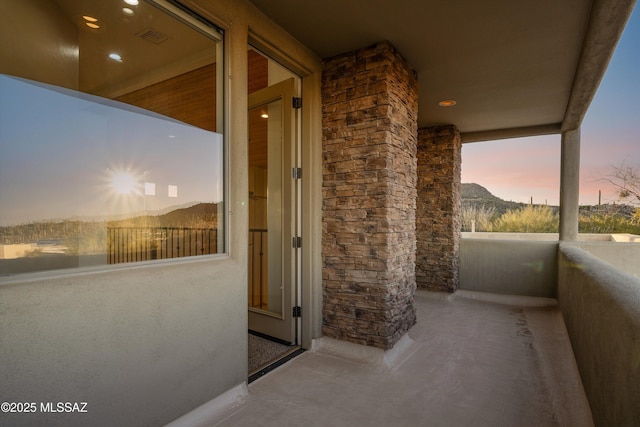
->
[248,0,635,141]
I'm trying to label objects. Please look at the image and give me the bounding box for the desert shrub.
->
[632,208,640,226]
[461,204,496,231]
[579,213,640,234]
[492,205,558,233]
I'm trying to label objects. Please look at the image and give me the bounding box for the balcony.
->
[187,290,588,426]
[171,234,640,427]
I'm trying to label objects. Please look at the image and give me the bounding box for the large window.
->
[0,0,224,275]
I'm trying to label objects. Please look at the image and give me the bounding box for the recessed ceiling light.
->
[438,100,457,107]
[85,22,100,29]
[82,15,98,22]
[108,53,123,62]
[124,0,139,5]
[122,7,134,15]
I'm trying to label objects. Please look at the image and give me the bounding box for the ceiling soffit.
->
[248,0,635,140]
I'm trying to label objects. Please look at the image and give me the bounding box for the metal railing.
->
[107,227,217,265]
[249,229,267,309]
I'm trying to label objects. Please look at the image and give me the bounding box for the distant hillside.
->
[159,203,218,227]
[461,183,524,216]
[462,183,636,219]
[108,202,219,228]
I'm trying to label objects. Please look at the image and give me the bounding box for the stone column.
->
[322,41,418,350]
[416,125,462,292]
[559,127,581,241]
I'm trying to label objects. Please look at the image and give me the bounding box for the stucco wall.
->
[557,244,640,426]
[571,241,640,277]
[0,260,246,426]
[0,0,323,425]
[460,238,558,297]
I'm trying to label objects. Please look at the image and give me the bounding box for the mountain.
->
[158,203,219,227]
[461,183,636,218]
[107,203,219,228]
[461,183,525,216]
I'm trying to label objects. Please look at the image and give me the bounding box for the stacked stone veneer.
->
[322,42,418,350]
[416,125,462,292]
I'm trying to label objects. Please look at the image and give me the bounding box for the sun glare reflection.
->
[111,171,137,194]
[102,167,147,219]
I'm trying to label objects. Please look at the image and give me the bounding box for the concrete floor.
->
[207,290,593,427]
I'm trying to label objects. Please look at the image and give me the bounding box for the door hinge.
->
[292,236,302,249]
[292,167,302,179]
[292,97,302,109]
[292,306,302,318]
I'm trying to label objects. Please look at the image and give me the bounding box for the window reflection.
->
[0,76,223,275]
[0,0,224,275]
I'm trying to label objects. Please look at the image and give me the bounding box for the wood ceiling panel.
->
[116,63,217,132]
[249,49,269,169]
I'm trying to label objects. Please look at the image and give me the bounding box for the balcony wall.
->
[558,244,640,426]
[461,235,640,425]
[571,241,640,277]
[0,258,247,427]
[460,233,640,296]
[460,238,558,297]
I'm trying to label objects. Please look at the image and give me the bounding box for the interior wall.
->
[248,50,269,309]
[0,0,79,89]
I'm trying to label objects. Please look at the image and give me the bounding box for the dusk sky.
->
[462,6,640,206]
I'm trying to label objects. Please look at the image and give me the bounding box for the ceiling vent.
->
[136,27,169,44]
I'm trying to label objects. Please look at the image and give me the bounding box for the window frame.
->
[0,0,229,280]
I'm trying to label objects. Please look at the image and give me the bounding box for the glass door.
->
[248,77,299,344]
